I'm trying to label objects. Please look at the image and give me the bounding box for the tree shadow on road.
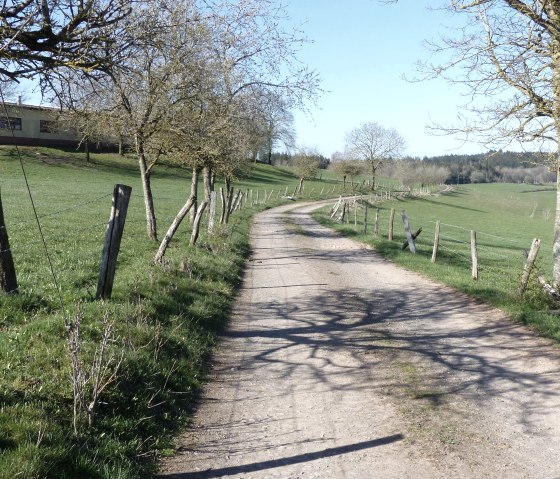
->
[158,434,404,478]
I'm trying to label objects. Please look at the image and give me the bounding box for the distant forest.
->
[268,150,556,185]
[413,150,556,184]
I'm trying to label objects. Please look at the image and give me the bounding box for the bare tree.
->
[345,121,406,190]
[154,0,321,258]
[409,1,560,284]
[330,151,364,189]
[0,0,132,81]
[254,92,296,164]
[293,147,321,195]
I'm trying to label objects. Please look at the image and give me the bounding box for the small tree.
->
[345,121,406,190]
[330,152,364,189]
[293,148,321,195]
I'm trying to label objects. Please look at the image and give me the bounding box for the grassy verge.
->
[313,183,560,341]
[0,146,381,478]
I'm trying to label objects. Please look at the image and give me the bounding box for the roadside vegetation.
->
[0,146,351,478]
[315,182,560,342]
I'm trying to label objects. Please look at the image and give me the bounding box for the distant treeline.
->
[405,150,556,184]
[269,150,556,185]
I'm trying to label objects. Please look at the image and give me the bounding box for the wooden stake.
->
[471,230,478,280]
[388,208,395,240]
[401,210,416,254]
[97,184,132,300]
[207,191,217,234]
[518,238,541,295]
[402,227,422,250]
[364,204,368,234]
[431,220,441,263]
[374,208,379,236]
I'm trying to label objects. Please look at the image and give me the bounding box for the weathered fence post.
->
[388,208,395,241]
[354,202,358,228]
[471,230,478,280]
[364,204,368,234]
[331,196,343,218]
[518,238,541,295]
[207,191,217,234]
[401,210,416,254]
[374,208,379,236]
[96,184,132,300]
[431,220,441,263]
[0,191,18,294]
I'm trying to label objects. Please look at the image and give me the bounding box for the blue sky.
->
[15,0,482,158]
[285,0,483,158]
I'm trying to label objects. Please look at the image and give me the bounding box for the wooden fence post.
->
[207,191,217,234]
[471,230,478,280]
[388,208,395,241]
[96,184,132,300]
[0,191,18,294]
[354,202,358,228]
[364,204,368,234]
[401,210,416,254]
[431,220,441,263]
[374,208,379,236]
[402,227,422,251]
[518,238,541,295]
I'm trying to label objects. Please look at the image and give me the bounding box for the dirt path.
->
[158,201,560,478]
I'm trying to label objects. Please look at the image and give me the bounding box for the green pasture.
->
[1,145,515,478]
[0,146,360,478]
[315,182,560,340]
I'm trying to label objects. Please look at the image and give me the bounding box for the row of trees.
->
[5,0,320,260]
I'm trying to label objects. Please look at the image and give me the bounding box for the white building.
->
[0,101,81,147]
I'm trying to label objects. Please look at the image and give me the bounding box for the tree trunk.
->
[552,10,560,286]
[297,177,304,195]
[371,163,376,191]
[189,166,199,224]
[203,166,213,202]
[154,196,196,263]
[84,137,90,163]
[0,192,17,294]
[190,201,208,246]
[222,177,231,224]
[136,136,157,240]
[554,165,560,286]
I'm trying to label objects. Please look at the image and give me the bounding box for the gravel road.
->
[158,200,560,478]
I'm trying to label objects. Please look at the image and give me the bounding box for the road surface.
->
[158,200,560,478]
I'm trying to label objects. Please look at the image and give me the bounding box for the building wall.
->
[0,103,81,147]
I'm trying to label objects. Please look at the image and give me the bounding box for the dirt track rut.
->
[158,201,560,478]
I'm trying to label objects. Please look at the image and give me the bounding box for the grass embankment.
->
[314,183,560,340]
[0,146,354,478]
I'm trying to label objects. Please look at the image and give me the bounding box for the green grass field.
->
[3,146,555,478]
[315,183,560,340]
[0,146,365,478]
